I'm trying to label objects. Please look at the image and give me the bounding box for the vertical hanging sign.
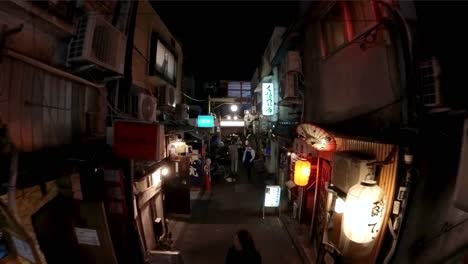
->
[262,83,274,116]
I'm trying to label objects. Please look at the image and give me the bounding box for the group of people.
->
[227,135,256,181]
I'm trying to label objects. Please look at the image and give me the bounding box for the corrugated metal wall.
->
[0,56,106,152]
[334,137,399,263]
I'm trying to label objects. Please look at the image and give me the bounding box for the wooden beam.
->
[137,185,161,209]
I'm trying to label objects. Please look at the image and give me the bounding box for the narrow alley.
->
[1,1,468,264]
[173,168,302,264]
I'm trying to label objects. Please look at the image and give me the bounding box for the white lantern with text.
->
[342,180,385,244]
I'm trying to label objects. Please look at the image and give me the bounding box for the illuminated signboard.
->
[262,83,274,116]
[220,120,245,127]
[197,115,214,128]
[264,185,281,207]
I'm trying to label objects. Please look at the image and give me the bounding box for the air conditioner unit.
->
[68,15,127,74]
[158,86,176,109]
[331,152,376,193]
[420,57,443,107]
[138,93,157,122]
[175,104,189,120]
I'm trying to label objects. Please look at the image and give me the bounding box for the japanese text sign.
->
[262,83,275,116]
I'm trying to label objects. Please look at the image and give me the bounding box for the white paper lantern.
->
[342,180,385,244]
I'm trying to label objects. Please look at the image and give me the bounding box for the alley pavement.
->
[172,166,303,264]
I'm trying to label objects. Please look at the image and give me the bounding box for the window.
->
[227,82,251,99]
[149,33,177,84]
[320,1,376,57]
[155,40,176,82]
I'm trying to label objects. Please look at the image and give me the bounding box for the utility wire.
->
[182,92,208,102]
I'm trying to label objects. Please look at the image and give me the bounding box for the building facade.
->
[0,1,186,263]
[278,1,468,263]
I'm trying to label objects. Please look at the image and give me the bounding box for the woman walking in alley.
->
[225,229,262,264]
[228,138,240,175]
[242,144,255,181]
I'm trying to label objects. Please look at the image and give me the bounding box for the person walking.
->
[225,229,261,264]
[228,139,239,175]
[242,145,255,181]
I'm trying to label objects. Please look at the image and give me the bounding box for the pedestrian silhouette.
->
[225,229,261,264]
[242,145,255,181]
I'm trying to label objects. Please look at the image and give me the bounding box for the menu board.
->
[264,185,281,207]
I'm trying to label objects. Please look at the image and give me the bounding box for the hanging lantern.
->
[294,159,311,186]
[342,180,385,244]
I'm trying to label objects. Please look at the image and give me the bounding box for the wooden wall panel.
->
[0,58,12,123]
[31,69,44,151]
[140,203,156,250]
[42,74,51,147]
[21,63,34,152]
[8,60,24,148]
[64,81,72,143]
[50,76,59,146]
[3,56,104,151]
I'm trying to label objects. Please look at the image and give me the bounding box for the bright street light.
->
[230,104,238,112]
[226,115,232,120]
[234,116,238,120]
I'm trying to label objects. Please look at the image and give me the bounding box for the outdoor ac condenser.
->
[331,152,376,193]
[157,86,176,109]
[68,15,127,74]
[138,93,157,122]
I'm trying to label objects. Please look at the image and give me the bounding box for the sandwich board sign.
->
[263,185,281,219]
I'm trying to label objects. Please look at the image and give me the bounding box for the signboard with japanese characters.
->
[262,83,275,116]
[264,185,281,207]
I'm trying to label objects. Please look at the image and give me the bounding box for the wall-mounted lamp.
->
[161,167,169,177]
[152,166,170,186]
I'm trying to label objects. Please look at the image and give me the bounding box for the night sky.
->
[151,1,299,82]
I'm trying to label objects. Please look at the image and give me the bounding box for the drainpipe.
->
[8,150,18,217]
